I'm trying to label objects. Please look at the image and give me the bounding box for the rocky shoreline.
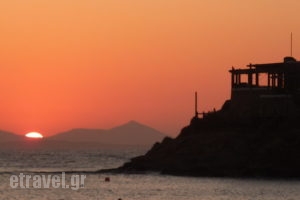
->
[104,111,300,178]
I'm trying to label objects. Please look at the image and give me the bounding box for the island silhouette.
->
[0,121,166,149]
[110,57,300,177]
[48,120,166,146]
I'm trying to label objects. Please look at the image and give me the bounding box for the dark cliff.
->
[114,58,300,177]
[116,111,300,177]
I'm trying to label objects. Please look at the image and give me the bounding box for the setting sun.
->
[25,132,44,139]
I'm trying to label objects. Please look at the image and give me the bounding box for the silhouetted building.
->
[227,57,300,120]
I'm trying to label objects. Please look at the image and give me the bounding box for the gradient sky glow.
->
[1,0,300,137]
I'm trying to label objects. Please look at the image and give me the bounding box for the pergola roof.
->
[229,60,300,74]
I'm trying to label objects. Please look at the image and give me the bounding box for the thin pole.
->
[291,32,293,56]
[195,92,198,118]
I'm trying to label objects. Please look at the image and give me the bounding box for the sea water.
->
[0,147,300,200]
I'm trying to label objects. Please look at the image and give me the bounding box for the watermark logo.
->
[10,172,86,190]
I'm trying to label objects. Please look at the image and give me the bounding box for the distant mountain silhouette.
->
[0,130,23,142]
[47,121,166,146]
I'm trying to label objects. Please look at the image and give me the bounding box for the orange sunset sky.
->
[1,0,300,137]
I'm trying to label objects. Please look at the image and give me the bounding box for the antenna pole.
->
[291,32,293,56]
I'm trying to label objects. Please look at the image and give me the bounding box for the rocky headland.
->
[105,58,300,177]
[115,109,300,177]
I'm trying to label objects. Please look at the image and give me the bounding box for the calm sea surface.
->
[0,147,300,200]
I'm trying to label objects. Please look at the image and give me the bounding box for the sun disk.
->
[25,132,44,139]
